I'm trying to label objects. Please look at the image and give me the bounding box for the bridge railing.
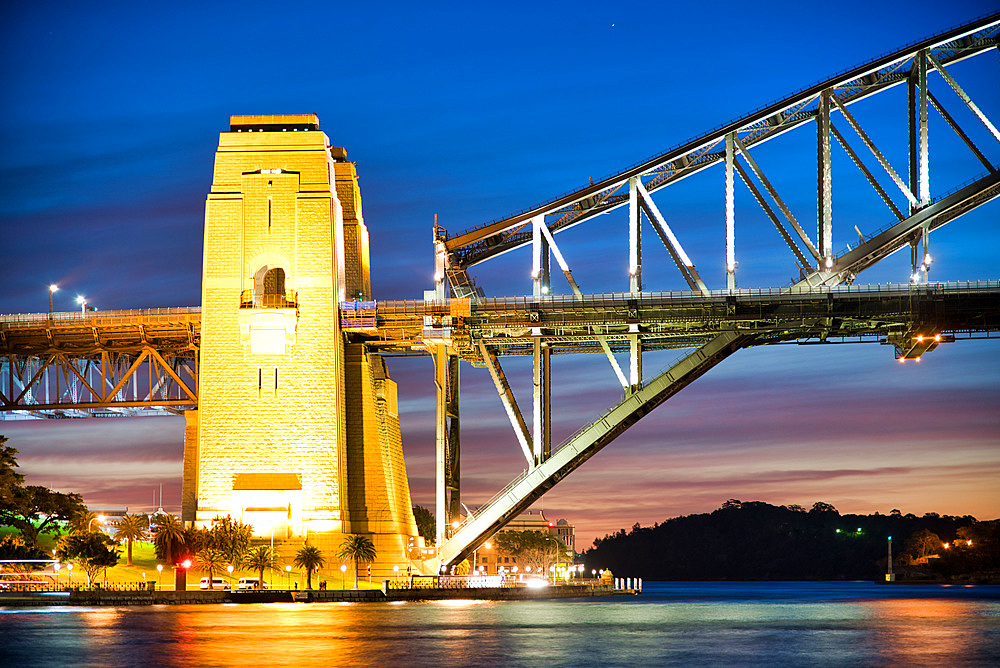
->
[0,306,201,326]
[377,281,1000,315]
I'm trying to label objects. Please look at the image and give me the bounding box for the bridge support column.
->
[909,50,930,214]
[434,345,461,549]
[629,327,642,391]
[725,133,736,292]
[532,335,550,465]
[817,89,833,266]
[447,354,461,532]
[629,177,642,294]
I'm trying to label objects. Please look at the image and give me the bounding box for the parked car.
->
[199,577,229,590]
[237,577,266,590]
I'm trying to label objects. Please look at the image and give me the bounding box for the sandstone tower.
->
[182,114,418,571]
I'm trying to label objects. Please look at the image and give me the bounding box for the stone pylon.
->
[182,114,419,573]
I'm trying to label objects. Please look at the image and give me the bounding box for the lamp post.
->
[49,284,59,315]
[66,563,73,586]
[54,561,61,587]
[340,564,347,590]
[156,564,163,589]
[286,564,292,588]
[227,564,234,590]
[76,296,87,314]
[886,536,895,582]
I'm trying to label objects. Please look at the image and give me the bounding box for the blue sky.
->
[2,2,998,545]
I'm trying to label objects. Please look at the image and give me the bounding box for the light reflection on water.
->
[1,582,998,667]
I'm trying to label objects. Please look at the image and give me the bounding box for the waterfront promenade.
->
[0,580,633,606]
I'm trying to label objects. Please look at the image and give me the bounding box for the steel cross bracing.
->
[0,309,199,418]
[417,15,1000,569]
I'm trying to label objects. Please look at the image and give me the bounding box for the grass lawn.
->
[4,527,381,589]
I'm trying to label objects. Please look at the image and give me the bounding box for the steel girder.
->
[0,309,199,417]
[437,15,1000,296]
[368,282,1000,359]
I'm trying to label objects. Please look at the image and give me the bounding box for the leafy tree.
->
[195,548,228,583]
[494,529,566,574]
[0,437,26,505]
[904,529,943,560]
[0,533,47,564]
[207,515,253,567]
[337,535,376,589]
[242,545,277,587]
[0,438,85,547]
[154,514,188,564]
[810,501,839,515]
[57,531,120,587]
[413,505,435,544]
[113,513,149,566]
[293,545,326,589]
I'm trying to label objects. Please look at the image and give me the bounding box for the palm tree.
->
[337,535,376,590]
[293,545,326,590]
[72,510,99,533]
[242,545,276,588]
[113,513,148,566]
[195,548,228,583]
[154,514,186,564]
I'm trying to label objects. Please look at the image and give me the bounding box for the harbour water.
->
[2,581,998,667]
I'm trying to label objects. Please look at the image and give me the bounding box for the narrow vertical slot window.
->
[274,368,279,397]
[267,198,272,234]
[258,368,262,398]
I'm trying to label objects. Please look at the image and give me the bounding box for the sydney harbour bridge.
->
[2,15,999,572]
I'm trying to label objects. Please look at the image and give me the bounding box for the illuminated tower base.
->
[182,114,418,571]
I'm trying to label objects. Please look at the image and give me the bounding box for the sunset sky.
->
[2,2,998,547]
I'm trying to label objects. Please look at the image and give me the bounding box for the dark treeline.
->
[584,500,999,581]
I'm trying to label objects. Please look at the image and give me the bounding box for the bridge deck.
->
[3,283,998,360]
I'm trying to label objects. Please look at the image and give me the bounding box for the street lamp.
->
[49,284,59,315]
[77,296,87,314]
[156,564,163,588]
[340,563,347,589]
[886,536,895,582]
[54,561,61,586]
[66,563,73,585]
[227,564,234,589]
[286,564,292,588]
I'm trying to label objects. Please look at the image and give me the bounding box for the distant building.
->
[86,506,129,531]
[475,509,575,575]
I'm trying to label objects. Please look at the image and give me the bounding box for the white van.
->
[238,577,266,590]
[199,577,229,590]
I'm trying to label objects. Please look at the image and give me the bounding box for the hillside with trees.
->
[584,500,999,582]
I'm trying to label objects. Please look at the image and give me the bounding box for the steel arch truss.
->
[419,15,1000,571]
[437,15,1000,298]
